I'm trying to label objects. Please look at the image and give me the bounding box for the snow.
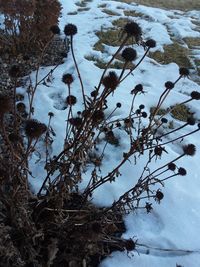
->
[16,0,200,266]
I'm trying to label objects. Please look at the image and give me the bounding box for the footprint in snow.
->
[48,92,67,110]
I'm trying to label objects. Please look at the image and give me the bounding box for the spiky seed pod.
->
[92,110,105,124]
[139,104,145,110]
[190,91,200,100]
[62,73,74,85]
[161,117,168,123]
[124,21,142,38]
[91,90,98,98]
[131,84,143,94]
[69,117,82,127]
[178,167,187,176]
[155,190,164,202]
[121,47,137,62]
[145,39,156,48]
[106,130,114,138]
[9,65,21,78]
[136,109,141,115]
[0,95,12,115]
[116,102,122,108]
[64,24,77,36]
[16,102,26,113]
[124,118,131,125]
[102,127,108,133]
[124,239,136,251]
[179,67,189,77]
[82,109,90,118]
[165,81,174,89]
[24,119,47,139]
[50,25,60,34]
[116,122,121,127]
[102,71,119,91]
[145,202,153,213]
[183,144,196,156]
[66,95,77,105]
[142,112,147,118]
[168,162,176,171]
[48,112,54,117]
[187,117,196,126]
[154,146,162,156]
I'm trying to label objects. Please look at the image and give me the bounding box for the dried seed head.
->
[9,65,21,78]
[187,117,196,126]
[145,39,156,48]
[91,90,98,98]
[139,104,145,110]
[0,95,12,115]
[92,110,105,124]
[69,117,82,127]
[154,146,162,156]
[121,47,137,62]
[178,167,187,176]
[48,112,54,117]
[124,239,136,251]
[62,73,74,85]
[64,24,77,36]
[141,111,147,118]
[116,102,122,108]
[161,117,168,123]
[168,162,176,171]
[136,109,141,114]
[50,25,60,34]
[179,67,189,77]
[190,91,200,100]
[155,190,164,202]
[131,84,143,94]
[66,95,77,105]
[165,81,174,89]
[145,202,153,213]
[124,118,132,125]
[102,71,119,91]
[24,119,47,139]
[124,21,142,38]
[16,102,26,113]
[183,144,196,156]
[116,122,121,127]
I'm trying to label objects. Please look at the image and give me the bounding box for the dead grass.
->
[150,103,193,122]
[85,54,134,69]
[95,28,134,48]
[113,0,200,11]
[149,43,192,67]
[184,37,200,48]
[102,9,120,16]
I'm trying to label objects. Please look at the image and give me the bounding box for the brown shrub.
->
[0,0,62,55]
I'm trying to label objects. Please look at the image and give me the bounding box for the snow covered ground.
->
[18,0,200,266]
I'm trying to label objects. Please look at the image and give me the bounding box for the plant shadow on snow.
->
[0,1,200,266]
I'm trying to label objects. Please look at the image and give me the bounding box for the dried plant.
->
[0,16,199,266]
